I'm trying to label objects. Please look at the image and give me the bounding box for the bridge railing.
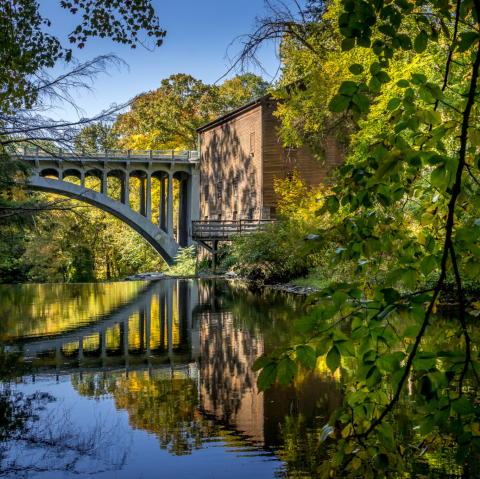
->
[192,219,274,240]
[13,146,200,162]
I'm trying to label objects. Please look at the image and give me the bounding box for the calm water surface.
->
[0,280,475,478]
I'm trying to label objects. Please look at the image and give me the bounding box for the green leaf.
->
[297,345,317,369]
[342,37,356,51]
[352,92,370,113]
[257,363,277,391]
[369,75,382,93]
[293,316,317,332]
[252,355,272,372]
[397,79,409,88]
[370,62,382,75]
[374,160,397,181]
[329,94,351,113]
[414,29,429,53]
[411,73,427,85]
[365,365,382,389]
[316,338,332,357]
[387,97,402,110]
[420,414,435,435]
[349,63,364,75]
[376,71,391,83]
[335,340,356,357]
[338,81,358,95]
[457,32,479,53]
[378,423,396,450]
[385,268,405,286]
[404,325,421,338]
[451,397,474,415]
[332,291,349,307]
[402,268,419,289]
[277,357,298,387]
[326,346,341,372]
[421,255,436,276]
[373,454,389,472]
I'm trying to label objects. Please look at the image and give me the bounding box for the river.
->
[0,279,475,478]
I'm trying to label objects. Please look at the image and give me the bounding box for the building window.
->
[250,172,255,192]
[233,139,238,158]
[205,149,209,163]
[233,177,238,196]
[204,216,208,221]
[285,171,295,182]
[250,133,255,153]
[233,211,237,220]
[217,214,222,220]
[204,185,209,201]
[217,182,222,200]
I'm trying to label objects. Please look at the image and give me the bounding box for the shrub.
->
[167,245,196,276]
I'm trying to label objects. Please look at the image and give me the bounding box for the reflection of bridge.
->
[18,147,201,265]
[19,280,200,372]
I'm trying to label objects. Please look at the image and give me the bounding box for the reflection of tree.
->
[0,383,130,476]
[71,371,252,456]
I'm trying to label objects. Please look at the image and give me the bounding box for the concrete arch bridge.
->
[19,147,201,265]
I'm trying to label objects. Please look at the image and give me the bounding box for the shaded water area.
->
[0,279,476,478]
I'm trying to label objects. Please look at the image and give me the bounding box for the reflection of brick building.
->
[199,310,265,444]
[196,93,344,220]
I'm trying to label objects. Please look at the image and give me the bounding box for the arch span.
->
[27,176,180,265]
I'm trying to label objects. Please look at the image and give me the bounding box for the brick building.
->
[196,92,344,221]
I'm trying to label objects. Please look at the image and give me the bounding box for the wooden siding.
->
[200,105,265,220]
[261,100,343,209]
[199,98,344,220]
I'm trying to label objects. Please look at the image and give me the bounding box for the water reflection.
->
[0,280,477,478]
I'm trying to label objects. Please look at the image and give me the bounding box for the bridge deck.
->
[14,146,199,162]
[192,220,274,241]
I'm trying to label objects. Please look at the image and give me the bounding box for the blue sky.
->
[39,0,303,121]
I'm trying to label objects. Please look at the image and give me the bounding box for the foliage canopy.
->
[254,0,480,475]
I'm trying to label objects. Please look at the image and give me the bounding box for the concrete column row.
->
[42,166,200,244]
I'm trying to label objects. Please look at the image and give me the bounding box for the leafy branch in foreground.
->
[254,0,480,476]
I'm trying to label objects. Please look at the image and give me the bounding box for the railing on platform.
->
[13,146,200,162]
[192,219,274,240]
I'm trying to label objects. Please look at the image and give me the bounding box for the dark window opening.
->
[204,185,209,200]
[233,211,237,220]
[217,214,222,220]
[233,177,238,196]
[204,216,208,221]
[217,182,222,200]
[233,139,238,158]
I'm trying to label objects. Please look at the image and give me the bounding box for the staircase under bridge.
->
[18,147,201,265]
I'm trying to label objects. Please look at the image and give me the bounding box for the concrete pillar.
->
[177,179,185,246]
[102,171,108,196]
[146,174,152,221]
[80,172,85,188]
[160,174,166,232]
[123,172,130,207]
[167,174,174,237]
[189,172,200,245]
[140,177,146,217]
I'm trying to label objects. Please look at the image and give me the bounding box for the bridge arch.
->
[27,175,180,265]
[40,168,60,179]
